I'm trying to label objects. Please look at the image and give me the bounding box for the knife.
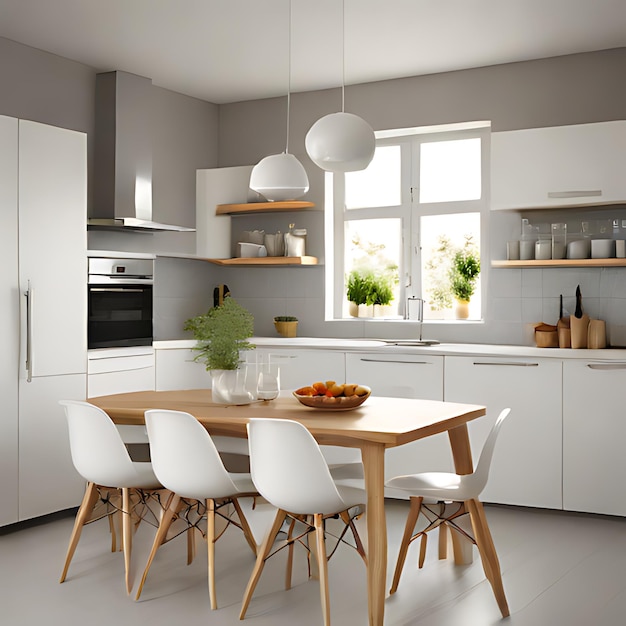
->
[575,285,583,318]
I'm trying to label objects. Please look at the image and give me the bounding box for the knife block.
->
[570,314,590,349]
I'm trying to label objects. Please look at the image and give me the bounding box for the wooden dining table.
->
[89,389,488,626]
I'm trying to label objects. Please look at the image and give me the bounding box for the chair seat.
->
[335,484,366,510]
[229,473,257,494]
[385,471,479,502]
[127,462,162,490]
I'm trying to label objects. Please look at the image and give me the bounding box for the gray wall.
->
[3,35,626,344]
[215,48,626,345]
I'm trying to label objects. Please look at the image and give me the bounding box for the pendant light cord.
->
[341,0,345,113]
[286,0,292,153]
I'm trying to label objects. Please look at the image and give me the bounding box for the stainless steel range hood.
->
[88,71,194,232]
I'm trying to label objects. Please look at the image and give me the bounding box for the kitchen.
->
[2,2,626,625]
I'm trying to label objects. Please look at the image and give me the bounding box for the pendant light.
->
[249,0,309,201]
[305,0,375,172]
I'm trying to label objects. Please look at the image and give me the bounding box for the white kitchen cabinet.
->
[444,356,562,509]
[491,121,626,210]
[563,360,626,516]
[345,353,450,482]
[0,115,19,526]
[88,350,155,397]
[0,118,88,524]
[253,349,345,391]
[155,347,211,391]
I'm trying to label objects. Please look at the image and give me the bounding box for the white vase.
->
[210,367,255,405]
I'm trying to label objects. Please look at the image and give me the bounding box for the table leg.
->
[448,423,474,474]
[361,442,386,626]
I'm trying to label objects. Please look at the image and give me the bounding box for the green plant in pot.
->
[273,315,298,338]
[184,297,256,403]
[346,269,394,316]
[449,248,480,319]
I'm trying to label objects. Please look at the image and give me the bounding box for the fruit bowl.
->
[292,386,371,411]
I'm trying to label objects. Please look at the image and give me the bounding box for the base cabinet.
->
[444,356,562,509]
[155,348,211,391]
[345,353,450,482]
[563,360,626,516]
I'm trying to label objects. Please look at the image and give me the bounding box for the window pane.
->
[344,218,401,318]
[420,213,481,320]
[345,145,401,209]
[419,138,481,203]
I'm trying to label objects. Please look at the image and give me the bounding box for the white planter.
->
[210,367,256,404]
[358,304,374,318]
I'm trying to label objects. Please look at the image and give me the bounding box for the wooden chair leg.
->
[240,509,288,620]
[285,517,297,590]
[466,499,510,618]
[313,513,331,626]
[418,533,428,568]
[134,492,180,600]
[339,510,367,565]
[207,498,217,610]
[232,498,258,556]
[438,521,448,560]
[122,488,134,594]
[59,482,100,583]
[389,496,423,595]
[187,526,196,565]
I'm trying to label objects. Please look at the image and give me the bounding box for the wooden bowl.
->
[292,388,371,411]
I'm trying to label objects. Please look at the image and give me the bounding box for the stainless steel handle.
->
[360,358,430,365]
[24,281,33,383]
[472,361,539,367]
[89,287,146,293]
[547,190,602,199]
[587,363,626,370]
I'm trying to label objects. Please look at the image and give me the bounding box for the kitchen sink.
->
[383,339,440,346]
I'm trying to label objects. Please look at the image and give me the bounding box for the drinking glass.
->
[257,365,280,401]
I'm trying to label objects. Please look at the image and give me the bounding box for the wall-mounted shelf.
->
[202,255,319,267]
[492,259,626,268]
[216,201,316,215]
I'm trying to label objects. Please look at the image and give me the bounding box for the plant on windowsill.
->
[346,270,394,317]
[184,297,256,403]
[273,316,298,338]
[449,248,480,319]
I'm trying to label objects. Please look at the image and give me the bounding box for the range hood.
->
[88,71,194,232]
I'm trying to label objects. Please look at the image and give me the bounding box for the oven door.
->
[88,283,153,349]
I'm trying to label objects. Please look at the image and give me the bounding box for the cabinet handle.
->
[547,190,602,199]
[360,358,430,365]
[24,281,33,383]
[472,361,539,367]
[89,287,146,293]
[587,362,626,370]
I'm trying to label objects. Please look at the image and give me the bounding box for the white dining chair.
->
[240,418,367,626]
[58,400,163,594]
[385,407,512,618]
[137,409,258,608]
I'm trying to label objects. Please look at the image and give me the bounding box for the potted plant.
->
[346,269,394,317]
[449,248,480,319]
[273,315,298,338]
[183,297,256,403]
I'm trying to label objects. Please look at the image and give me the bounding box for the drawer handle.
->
[360,358,430,365]
[547,190,602,199]
[472,361,539,367]
[587,363,626,370]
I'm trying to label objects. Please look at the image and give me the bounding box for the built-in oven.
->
[88,257,154,349]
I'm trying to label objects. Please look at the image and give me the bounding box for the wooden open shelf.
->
[203,255,318,266]
[492,258,626,268]
[216,201,316,215]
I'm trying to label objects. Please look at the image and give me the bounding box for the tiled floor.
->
[1,499,625,625]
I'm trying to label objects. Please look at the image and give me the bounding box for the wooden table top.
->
[88,389,486,449]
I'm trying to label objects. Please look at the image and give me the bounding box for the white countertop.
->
[152,337,626,360]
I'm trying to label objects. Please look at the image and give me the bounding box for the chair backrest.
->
[59,400,139,487]
[144,409,242,499]
[471,408,512,492]
[247,418,348,515]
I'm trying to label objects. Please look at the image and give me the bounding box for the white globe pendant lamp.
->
[250,0,309,201]
[305,0,375,173]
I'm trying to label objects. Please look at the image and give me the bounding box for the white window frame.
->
[325,122,490,322]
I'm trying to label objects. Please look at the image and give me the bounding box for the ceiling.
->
[1,0,625,104]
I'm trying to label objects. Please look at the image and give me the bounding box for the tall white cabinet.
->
[0,116,87,525]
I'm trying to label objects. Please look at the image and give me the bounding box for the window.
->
[326,124,489,321]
